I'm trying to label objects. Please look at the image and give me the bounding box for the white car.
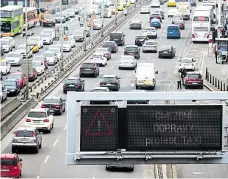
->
[140,6,150,14]
[142,40,158,53]
[1,37,16,48]
[130,0,135,3]
[41,29,55,40]
[0,38,13,52]
[61,41,72,52]
[5,51,23,65]
[90,53,107,66]
[103,10,112,18]
[178,58,196,71]
[40,33,53,45]
[33,61,45,75]
[144,27,157,39]
[25,108,54,133]
[0,60,11,74]
[93,19,102,30]
[65,9,75,18]
[48,47,61,60]
[43,51,58,65]
[67,36,76,48]
[118,55,137,70]
[168,9,177,17]
[151,0,160,7]
[16,44,33,58]
[0,84,7,103]
[28,36,43,49]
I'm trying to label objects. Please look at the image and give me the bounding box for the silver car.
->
[118,55,137,69]
[93,19,102,30]
[95,47,111,60]
[11,127,42,153]
[67,36,76,48]
[73,30,84,42]
[5,51,23,65]
[142,40,158,53]
[0,84,7,103]
[16,45,33,58]
[61,41,72,52]
[43,51,58,65]
[40,33,53,45]
[0,38,13,52]
[140,6,150,14]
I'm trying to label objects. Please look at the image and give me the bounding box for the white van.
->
[176,2,191,20]
[195,5,216,24]
[135,63,158,90]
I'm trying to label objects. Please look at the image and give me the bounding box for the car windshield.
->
[125,47,137,51]
[1,159,17,166]
[17,46,25,50]
[82,63,94,68]
[103,42,113,47]
[92,54,102,58]
[44,98,60,103]
[28,112,47,118]
[96,48,108,53]
[15,130,34,137]
[161,46,170,50]
[121,56,134,60]
[102,77,115,82]
[3,81,16,86]
[33,61,42,66]
[49,48,59,53]
[8,74,20,80]
[0,39,9,45]
[43,53,54,57]
[168,26,179,30]
[152,19,160,22]
[33,56,44,61]
[145,41,156,45]
[110,33,121,38]
[7,53,20,57]
[188,74,201,79]
[66,79,79,84]
[181,58,192,63]
[41,33,50,37]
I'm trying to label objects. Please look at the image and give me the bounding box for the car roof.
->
[103,75,116,78]
[125,45,138,47]
[111,31,123,34]
[168,24,179,27]
[29,108,47,112]
[44,96,61,100]
[104,41,115,43]
[0,153,17,159]
[93,87,109,90]
[145,40,157,43]
[187,72,201,75]
[17,126,36,131]
[67,77,79,80]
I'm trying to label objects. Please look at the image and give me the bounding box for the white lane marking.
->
[64,125,67,130]
[43,155,50,164]
[199,52,205,74]
[162,164,167,179]
[53,139,59,147]
[130,83,135,87]
[36,176,40,179]
[192,172,204,175]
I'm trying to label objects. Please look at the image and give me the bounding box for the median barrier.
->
[1,98,22,121]
[1,98,37,139]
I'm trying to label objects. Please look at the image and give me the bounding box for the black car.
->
[127,90,149,104]
[135,34,148,46]
[3,79,20,96]
[129,20,142,29]
[106,164,134,171]
[99,75,121,91]
[109,32,125,46]
[90,87,110,104]
[124,45,140,59]
[41,97,66,115]
[0,45,4,56]
[158,45,176,58]
[42,14,55,27]
[79,62,99,77]
[102,41,118,53]
[63,77,85,93]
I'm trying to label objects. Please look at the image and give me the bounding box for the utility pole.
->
[114,0,117,25]
[101,0,104,37]
[60,0,64,71]
[25,0,29,100]
[217,0,222,38]
[84,0,87,51]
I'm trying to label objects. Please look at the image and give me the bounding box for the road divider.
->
[1,98,22,121]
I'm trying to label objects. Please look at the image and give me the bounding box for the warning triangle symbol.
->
[85,109,113,136]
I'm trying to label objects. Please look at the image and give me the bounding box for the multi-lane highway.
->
[1,0,228,178]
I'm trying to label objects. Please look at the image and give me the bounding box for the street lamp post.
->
[114,0,117,25]
[25,0,29,100]
[101,0,104,37]
[84,0,87,51]
[59,0,64,71]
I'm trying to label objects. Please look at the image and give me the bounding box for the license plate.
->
[34,121,40,123]
[69,85,74,87]
[114,39,118,41]
[50,110,54,112]
[20,139,28,142]
[192,83,198,84]
[106,83,112,86]
[163,52,168,53]
[139,39,144,41]
[85,69,91,70]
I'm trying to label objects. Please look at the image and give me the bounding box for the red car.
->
[8,72,27,89]
[184,72,203,89]
[29,68,38,82]
[0,153,23,178]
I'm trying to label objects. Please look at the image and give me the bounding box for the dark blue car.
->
[3,79,20,96]
[150,18,161,28]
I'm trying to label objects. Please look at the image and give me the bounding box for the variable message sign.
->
[126,105,222,151]
[80,106,118,151]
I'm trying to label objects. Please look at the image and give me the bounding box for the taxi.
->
[118,3,124,11]
[0,58,11,75]
[30,44,39,53]
[127,0,131,7]
[109,5,118,14]
[167,0,176,7]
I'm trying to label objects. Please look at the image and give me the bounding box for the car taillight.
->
[168,50,172,53]
[43,119,49,122]
[192,34,195,38]
[207,34,209,38]
[113,82,118,85]
[14,131,18,136]
[178,31,180,34]
[100,82,104,85]
[63,84,66,87]
[25,118,31,122]
[41,104,46,108]
[56,105,61,108]
[153,78,155,82]
[77,84,81,88]
[32,132,36,137]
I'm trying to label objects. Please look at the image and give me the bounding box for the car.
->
[28,36,44,49]
[0,84,7,103]
[33,61,45,75]
[109,31,125,46]
[61,40,72,52]
[154,9,165,19]
[124,45,140,59]
[48,47,61,60]
[168,9,177,17]
[55,23,69,36]
[151,0,160,7]
[99,75,121,91]
[0,38,13,52]
[90,53,107,66]
[41,97,66,115]
[109,5,117,15]
[103,10,112,18]
[63,11,71,20]
[1,46,4,56]
[102,41,118,53]
[178,58,196,71]
[167,0,176,7]
[144,26,157,39]
[127,90,149,104]
[28,43,39,53]
[40,33,53,45]
[42,14,55,27]
[0,59,11,74]
[140,6,150,14]
[149,12,162,22]
[5,51,23,65]
[65,9,76,18]
[90,87,110,104]
[67,35,76,48]
[106,164,134,171]
[28,68,38,82]
[96,47,112,60]
[184,72,203,89]
[63,77,85,93]
[93,19,102,30]
[11,127,42,153]
[79,62,99,77]
[118,55,137,70]
[118,3,124,11]
[135,34,149,46]
[1,37,16,48]
[8,72,26,88]
[41,29,55,40]
[73,29,85,42]
[43,51,58,65]
[33,55,48,70]
[16,44,33,58]
[172,17,185,30]
[25,108,55,133]
[158,45,176,58]
[83,27,91,37]
[3,79,20,96]
[55,12,66,23]
[150,18,161,28]
[142,40,158,53]
[167,24,181,39]
[129,20,142,29]
[0,153,23,178]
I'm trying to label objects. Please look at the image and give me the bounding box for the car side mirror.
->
[81,80,85,82]
[19,159,23,162]
[155,71,158,74]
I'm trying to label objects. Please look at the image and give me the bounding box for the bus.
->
[23,7,38,29]
[194,6,216,24]
[0,5,24,37]
[192,11,211,42]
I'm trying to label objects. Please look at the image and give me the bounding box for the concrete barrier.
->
[1,98,37,139]
[1,98,22,121]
